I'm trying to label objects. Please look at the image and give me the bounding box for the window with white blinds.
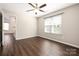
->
[44,14,62,34]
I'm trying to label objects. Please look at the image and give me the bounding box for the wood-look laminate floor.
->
[0,34,79,56]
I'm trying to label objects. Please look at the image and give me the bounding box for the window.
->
[44,14,62,34]
[3,23,9,30]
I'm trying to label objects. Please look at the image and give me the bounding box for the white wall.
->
[16,13,37,40]
[37,4,79,48]
[0,6,37,40]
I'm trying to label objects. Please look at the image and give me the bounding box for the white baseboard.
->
[16,36,37,40]
[39,35,79,49]
[16,35,79,48]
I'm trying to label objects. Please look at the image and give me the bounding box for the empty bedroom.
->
[0,3,79,56]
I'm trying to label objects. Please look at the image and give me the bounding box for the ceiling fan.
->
[26,3,47,15]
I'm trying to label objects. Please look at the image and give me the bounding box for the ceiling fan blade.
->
[26,9,34,12]
[28,3,35,8]
[39,4,46,8]
[35,3,38,8]
[39,10,45,12]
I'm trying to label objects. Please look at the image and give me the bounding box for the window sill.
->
[45,32,63,35]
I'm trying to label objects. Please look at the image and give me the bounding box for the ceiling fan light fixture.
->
[34,9,38,12]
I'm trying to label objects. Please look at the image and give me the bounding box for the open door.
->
[0,12,2,47]
[0,12,2,55]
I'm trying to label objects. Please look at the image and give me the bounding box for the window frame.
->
[44,13,63,34]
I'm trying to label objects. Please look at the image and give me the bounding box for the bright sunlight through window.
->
[3,23,9,30]
[44,14,62,34]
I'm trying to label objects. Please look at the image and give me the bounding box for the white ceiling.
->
[0,3,75,17]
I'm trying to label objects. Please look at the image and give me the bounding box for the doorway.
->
[2,15,16,55]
